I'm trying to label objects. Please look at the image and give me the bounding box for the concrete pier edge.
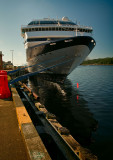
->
[11,87,51,160]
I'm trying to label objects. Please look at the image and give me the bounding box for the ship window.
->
[59,21,76,25]
[52,28,55,31]
[45,28,48,31]
[28,22,34,25]
[78,28,81,32]
[28,20,76,26]
[29,21,39,25]
[69,28,73,31]
[27,38,47,42]
[40,21,58,25]
[26,38,64,42]
[28,20,58,25]
[24,26,75,32]
[34,21,39,25]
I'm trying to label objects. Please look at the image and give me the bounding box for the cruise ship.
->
[21,17,96,82]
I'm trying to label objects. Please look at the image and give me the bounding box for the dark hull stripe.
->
[28,36,96,59]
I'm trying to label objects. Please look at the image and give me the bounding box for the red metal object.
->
[0,70,11,99]
[77,83,79,88]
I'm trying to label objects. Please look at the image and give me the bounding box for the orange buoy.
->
[77,83,79,88]
[0,70,11,99]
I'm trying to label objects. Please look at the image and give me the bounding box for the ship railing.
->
[21,25,93,37]
[21,24,92,30]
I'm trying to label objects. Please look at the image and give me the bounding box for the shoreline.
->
[81,64,113,66]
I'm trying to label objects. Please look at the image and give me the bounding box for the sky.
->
[0,0,113,65]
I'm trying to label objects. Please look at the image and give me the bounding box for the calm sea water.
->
[29,65,113,160]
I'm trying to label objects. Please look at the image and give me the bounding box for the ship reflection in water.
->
[28,75,98,147]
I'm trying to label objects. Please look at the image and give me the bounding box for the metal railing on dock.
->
[16,82,97,160]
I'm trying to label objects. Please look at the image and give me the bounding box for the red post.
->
[0,70,11,99]
[77,83,79,88]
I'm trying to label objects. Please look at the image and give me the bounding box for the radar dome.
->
[62,16,70,21]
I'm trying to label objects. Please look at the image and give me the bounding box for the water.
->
[29,65,113,160]
[68,65,113,160]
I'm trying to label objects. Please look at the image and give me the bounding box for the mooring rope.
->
[7,55,65,74]
[9,58,73,85]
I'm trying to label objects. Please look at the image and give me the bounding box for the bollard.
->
[0,70,11,99]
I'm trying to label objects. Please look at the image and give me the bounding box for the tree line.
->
[81,57,113,65]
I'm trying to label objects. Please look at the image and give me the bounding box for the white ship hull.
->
[26,36,95,82]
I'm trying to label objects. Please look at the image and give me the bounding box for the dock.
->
[0,81,98,160]
[0,90,51,160]
[0,98,28,160]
